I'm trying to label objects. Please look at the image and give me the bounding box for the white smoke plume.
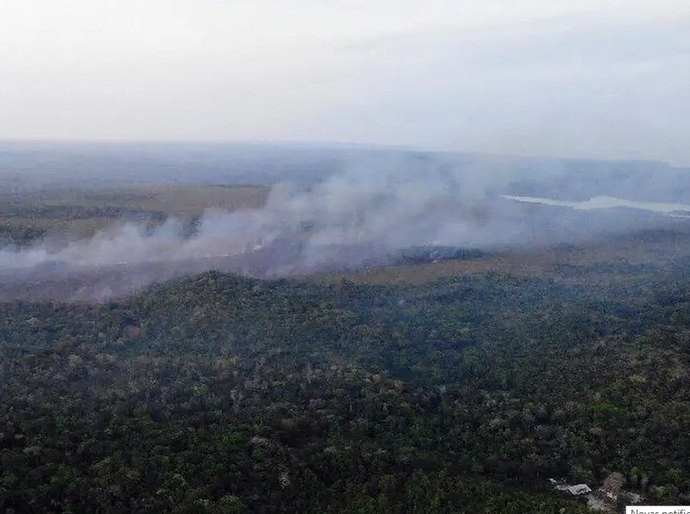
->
[0,165,518,272]
[0,161,681,301]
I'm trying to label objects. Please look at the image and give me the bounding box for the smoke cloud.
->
[0,160,684,300]
[0,165,514,271]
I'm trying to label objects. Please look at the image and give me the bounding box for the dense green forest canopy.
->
[2,258,690,513]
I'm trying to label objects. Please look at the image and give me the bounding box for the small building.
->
[555,483,593,496]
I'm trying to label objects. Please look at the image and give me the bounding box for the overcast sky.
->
[1,0,689,164]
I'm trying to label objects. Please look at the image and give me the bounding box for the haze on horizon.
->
[1,0,689,165]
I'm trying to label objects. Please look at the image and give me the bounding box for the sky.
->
[1,0,689,165]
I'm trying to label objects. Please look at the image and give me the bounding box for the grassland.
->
[317,225,690,286]
[0,184,269,246]
[4,182,690,302]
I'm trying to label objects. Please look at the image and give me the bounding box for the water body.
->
[501,195,690,216]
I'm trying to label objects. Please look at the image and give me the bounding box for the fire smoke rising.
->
[0,161,681,300]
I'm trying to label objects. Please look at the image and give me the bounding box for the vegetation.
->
[0,185,268,247]
[1,258,690,512]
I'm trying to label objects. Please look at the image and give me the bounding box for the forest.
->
[2,0,689,509]
[1,256,689,513]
